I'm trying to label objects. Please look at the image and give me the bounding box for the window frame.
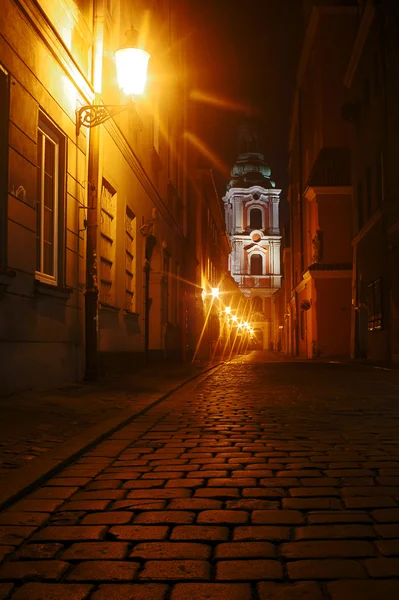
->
[124,205,136,312]
[249,206,263,230]
[35,112,66,286]
[250,253,263,276]
[99,179,117,307]
[367,278,383,331]
[0,63,10,270]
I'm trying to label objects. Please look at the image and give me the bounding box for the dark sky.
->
[187,0,303,220]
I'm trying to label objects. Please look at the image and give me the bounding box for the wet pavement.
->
[1,352,399,599]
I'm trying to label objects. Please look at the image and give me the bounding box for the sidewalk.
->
[0,358,224,510]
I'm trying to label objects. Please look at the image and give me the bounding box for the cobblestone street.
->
[1,352,399,599]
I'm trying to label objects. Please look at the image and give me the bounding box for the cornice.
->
[13,0,94,103]
[304,268,352,280]
[304,185,352,200]
[226,186,282,198]
[230,235,282,242]
[344,0,375,88]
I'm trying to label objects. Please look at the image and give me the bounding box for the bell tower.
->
[223,118,282,349]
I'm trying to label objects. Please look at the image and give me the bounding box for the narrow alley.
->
[1,352,399,599]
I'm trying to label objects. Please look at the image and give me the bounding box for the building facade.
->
[344,0,399,363]
[185,165,242,362]
[223,122,282,349]
[0,0,234,394]
[284,1,356,359]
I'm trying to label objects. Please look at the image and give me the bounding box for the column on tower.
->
[269,242,275,275]
[234,196,244,233]
[272,197,280,233]
[273,241,281,275]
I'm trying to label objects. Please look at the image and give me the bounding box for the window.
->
[367,279,383,331]
[99,179,116,305]
[0,64,9,269]
[357,181,364,230]
[366,166,372,218]
[250,254,263,276]
[252,296,263,313]
[36,113,66,285]
[125,206,136,311]
[250,207,262,230]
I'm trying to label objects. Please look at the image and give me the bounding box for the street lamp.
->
[76,28,150,135]
[83,26,150,381]
[211,287,220,299]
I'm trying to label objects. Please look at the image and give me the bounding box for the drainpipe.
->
[298,87,304,274]
[84,0,105,380]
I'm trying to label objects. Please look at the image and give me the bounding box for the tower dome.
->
[228,116,275,189]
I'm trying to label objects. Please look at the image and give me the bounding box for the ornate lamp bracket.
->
[76,102,135,136]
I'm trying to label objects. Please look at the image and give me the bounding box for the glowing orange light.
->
[225,306,231,315]
[211,288,220,299]
[115,47,150,95]
[115,28,150,96]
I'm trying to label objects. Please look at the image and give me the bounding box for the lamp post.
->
[76,28,150,135]
[81,27,150,380]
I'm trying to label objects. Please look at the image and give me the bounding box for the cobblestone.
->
[11,583,93,600]
[139,560,210,580]
[66,560,139,581]
[170,583,252,600]
[216,558,283,580]
[91,584,168,600]
[1,354,399,592]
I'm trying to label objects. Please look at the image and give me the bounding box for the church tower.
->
[223,118,282,349]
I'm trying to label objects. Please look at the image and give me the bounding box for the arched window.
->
[252,296,263,312]
[250,254,263,275]
[250,208,262,229]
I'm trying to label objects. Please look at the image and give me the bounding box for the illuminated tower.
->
[222,119,282,349]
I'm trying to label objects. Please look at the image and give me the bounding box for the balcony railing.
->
[235,274,282,288]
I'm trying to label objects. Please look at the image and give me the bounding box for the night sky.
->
[187,0,303,223]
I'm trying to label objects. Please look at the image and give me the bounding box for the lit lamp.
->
[76,27,150,135]
[225,306,231,315]
[211,288,220,299]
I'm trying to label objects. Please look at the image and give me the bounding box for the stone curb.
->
[0,362,225,512]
